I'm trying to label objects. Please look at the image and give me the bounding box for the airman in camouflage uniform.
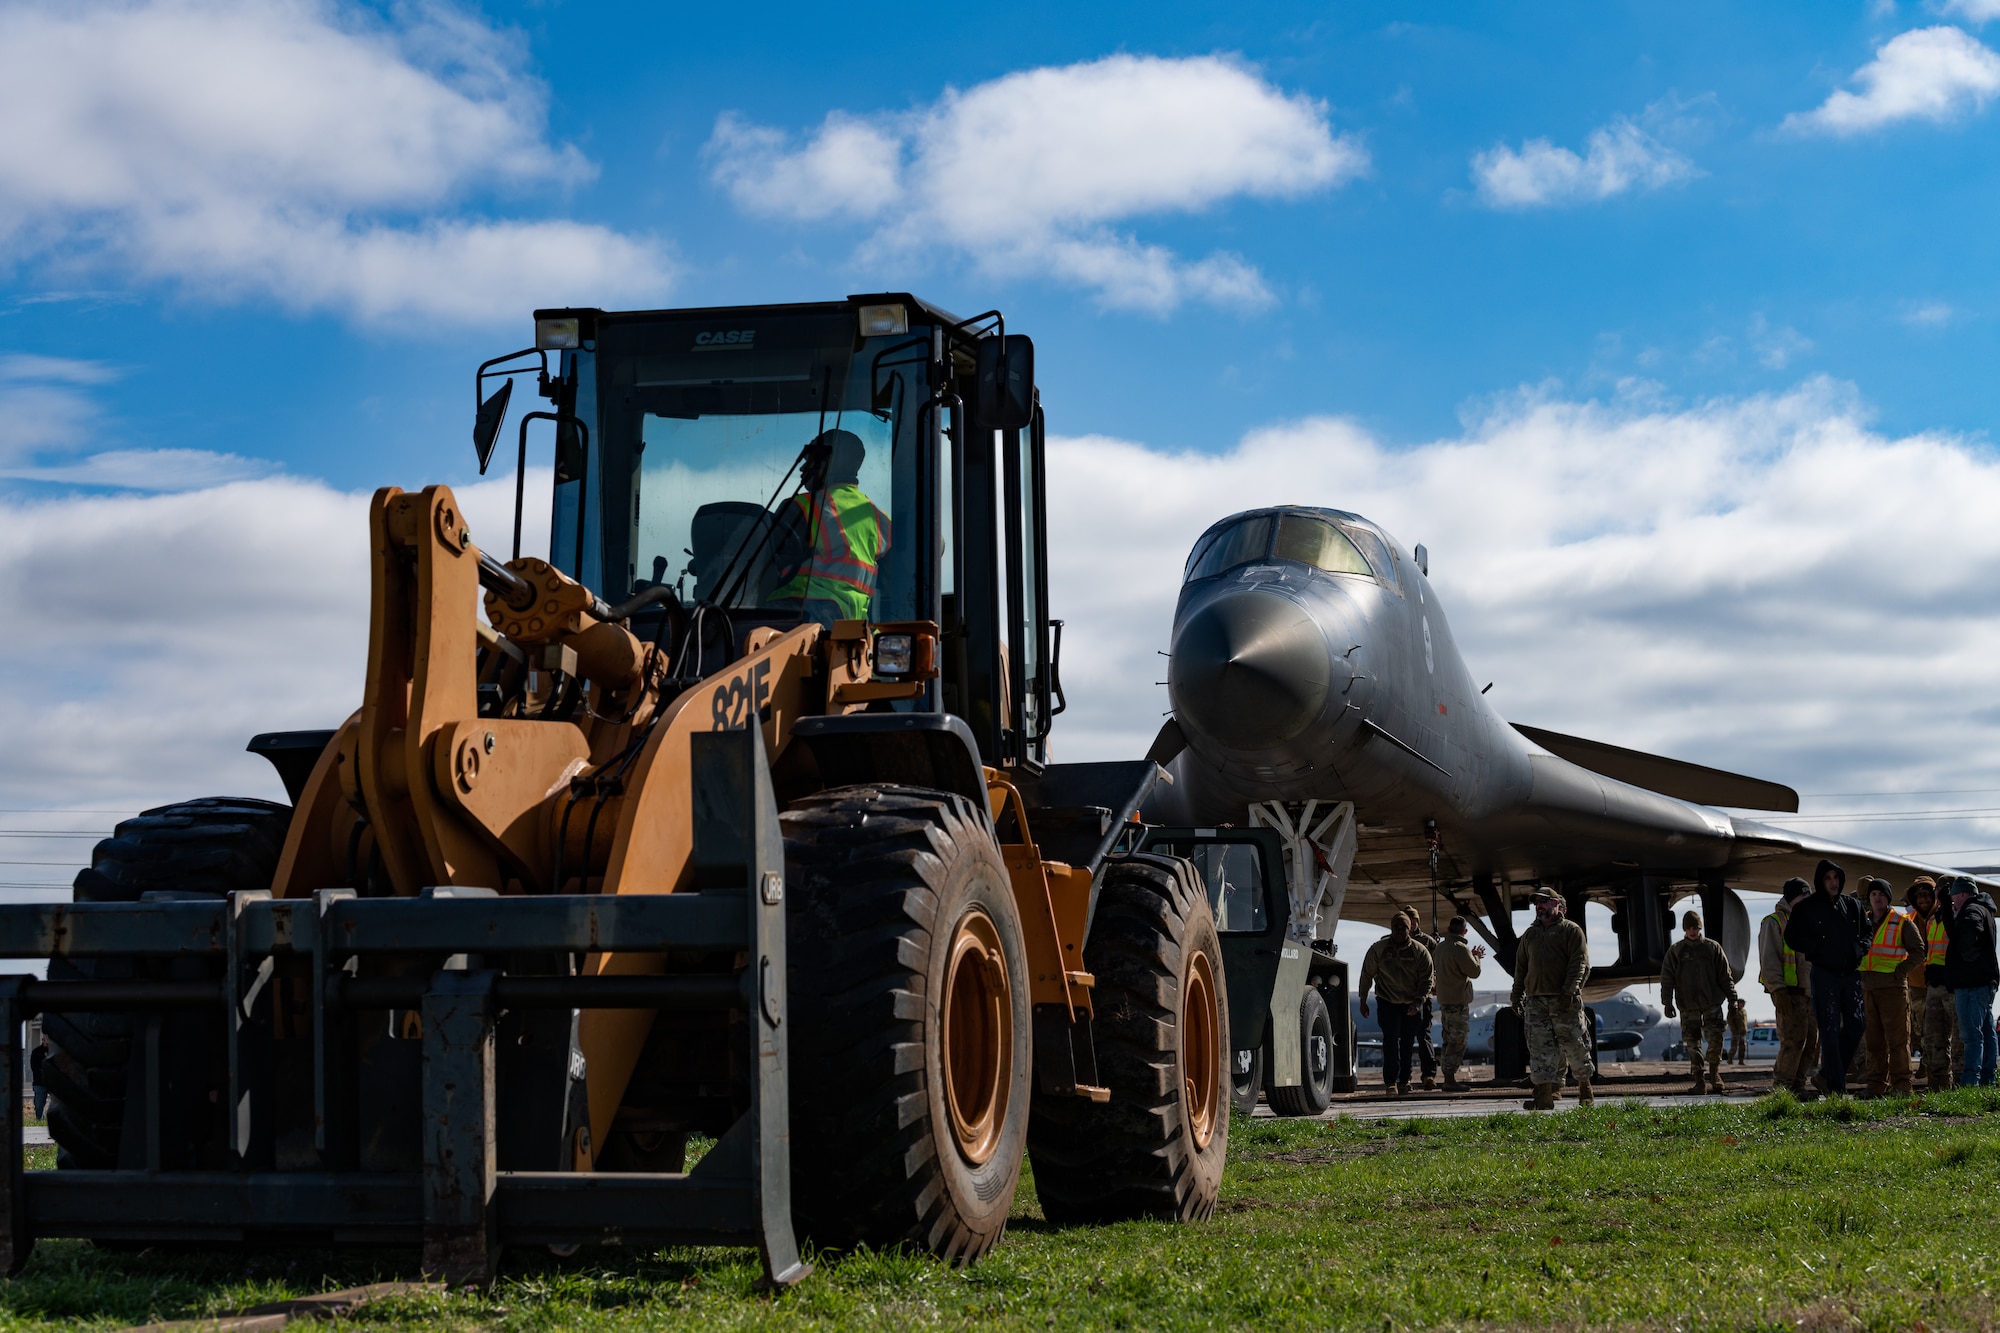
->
[1511,887,1593,1109]
[1436,915,1485,1091]
[1661,908,1740,1094]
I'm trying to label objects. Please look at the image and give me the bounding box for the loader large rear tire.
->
[45,798,291,1171]
[1026,853,1229,1224]
[781,785,1032,1262]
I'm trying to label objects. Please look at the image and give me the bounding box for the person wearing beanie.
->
[1759,877,1821,1097]
[1661,908,1740,1094]
[1906,878,1961,1091]
[1358,913,1435,1096]
[1400,909,1444,1091]
[1785,858,1870,1094]
[1856,876,1925,1098]
[1937,876,2000,1087]
[1435,915,1486,1092]
[1510,887,1593,1110]
[1726,998,1750,1065]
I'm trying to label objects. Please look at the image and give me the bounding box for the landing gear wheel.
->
[1027,853,1230,1223]
[781,785,1031,1262]
[45,798,291,1171]
[1266,985,1335,1117]
[1229,1044,1265,1113]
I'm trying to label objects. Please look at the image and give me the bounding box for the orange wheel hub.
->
[1184,947,1221,1149]
[941,907,1013,1166]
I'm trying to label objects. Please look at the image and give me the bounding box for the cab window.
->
[1148,841,1269,934]
[1272,514,1372,577]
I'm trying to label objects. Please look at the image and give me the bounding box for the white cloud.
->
[1472,117,1699,209]
[705,54,1367,312]
[707,112,905,223]
[1937,0,2000,23]
[0,449,279,490]
[0,468,552,816]
[1903,299,1961,326]
[1783,25,2000,134]
[1045,379,2000,873]
[18,377,2000,909]
[0,0,672,324]
[1750,316,1814,369]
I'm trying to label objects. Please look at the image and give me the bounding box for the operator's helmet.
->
[804,429,866,489]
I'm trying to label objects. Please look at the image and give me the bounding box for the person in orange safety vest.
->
[1906,878,1962,1091]
[1857,876,1926,1098]
[771,429,889,626]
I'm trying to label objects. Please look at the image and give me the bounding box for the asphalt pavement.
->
[1253,1060,1776,1121]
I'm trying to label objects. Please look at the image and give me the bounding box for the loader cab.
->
[479,296,1057,770]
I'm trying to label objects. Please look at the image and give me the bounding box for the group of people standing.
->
[1356,907,1485,1095]
[1353,858,1999,1107]
[1764,859,1998,1097]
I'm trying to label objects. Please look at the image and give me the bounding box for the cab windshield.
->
[559,309,931,627]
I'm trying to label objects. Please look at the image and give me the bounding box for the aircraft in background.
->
[1146,505,1976,992]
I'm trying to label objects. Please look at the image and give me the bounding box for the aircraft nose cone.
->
[1170,591,1332,750]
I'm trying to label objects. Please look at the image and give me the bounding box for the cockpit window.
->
[1273,515,1372,577]
[1341,525,1397,589]
[1185,515,1273,582]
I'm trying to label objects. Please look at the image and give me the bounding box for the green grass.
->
[10,1090,2000,1330]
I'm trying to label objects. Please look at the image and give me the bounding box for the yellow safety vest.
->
[1927,916,1949,969]
[1765,912,1802,987]
[772,484,889,622]
[1860,909,1911,974]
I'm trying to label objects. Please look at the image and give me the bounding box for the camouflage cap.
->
[1528,886,1561,904]
[1682,910,1702,930]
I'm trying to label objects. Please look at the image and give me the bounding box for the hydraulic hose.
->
[479,546,683,630]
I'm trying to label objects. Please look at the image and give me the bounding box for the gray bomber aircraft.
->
[1145,504,1977,995]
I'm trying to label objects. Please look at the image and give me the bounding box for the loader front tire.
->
[45,798,291,1171]
[1026,853,1229,1224]
[781,785,1032,1262]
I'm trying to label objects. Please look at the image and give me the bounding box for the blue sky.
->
[9,0,2000,932]
[4,1,1998,490]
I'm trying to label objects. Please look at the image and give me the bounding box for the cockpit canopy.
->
[1183,507,1396,587]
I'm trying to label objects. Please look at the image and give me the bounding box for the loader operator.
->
[770,428,889,625]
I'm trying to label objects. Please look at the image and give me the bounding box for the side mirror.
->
[976,334,1034,431]
[473,378,514,474]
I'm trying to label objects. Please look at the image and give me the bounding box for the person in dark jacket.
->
[1938,876,2000,1087]
[1784,858,1870,1094]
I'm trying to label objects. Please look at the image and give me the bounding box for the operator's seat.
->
[688,501,796,606]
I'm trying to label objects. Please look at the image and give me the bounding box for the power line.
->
[1802,787,2000,799]
[1781,809,2000,824]
[0,832,108,839]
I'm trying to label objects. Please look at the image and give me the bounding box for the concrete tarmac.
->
[1253,1061,1786,1121]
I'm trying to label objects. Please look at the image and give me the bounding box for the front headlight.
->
[874,633,913,676]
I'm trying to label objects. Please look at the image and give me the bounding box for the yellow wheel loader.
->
[0,296,1231,1285]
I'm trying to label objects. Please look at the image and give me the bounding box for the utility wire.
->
[1802,787,2000,800]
